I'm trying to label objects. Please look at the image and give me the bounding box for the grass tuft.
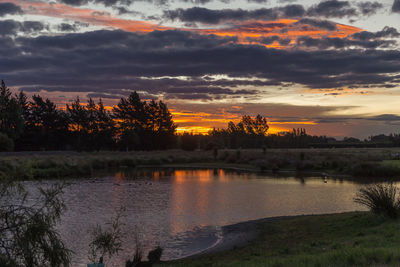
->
[354,183,400,218]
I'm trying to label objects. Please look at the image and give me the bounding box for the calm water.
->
[23,169,366,266]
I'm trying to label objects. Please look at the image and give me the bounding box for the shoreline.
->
[177,215,295,260]
[164,211,400,266]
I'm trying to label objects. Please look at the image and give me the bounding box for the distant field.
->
[164,212,400,267]
[1,148,400,180]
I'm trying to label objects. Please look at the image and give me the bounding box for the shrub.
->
[0,181,71,266]
[147,246,163,264]
[354,183,400,218]
[88,208,125,264]
[0,133,14,152]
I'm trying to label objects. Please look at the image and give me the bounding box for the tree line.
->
[0,80,176,151]
[2,80,400,152]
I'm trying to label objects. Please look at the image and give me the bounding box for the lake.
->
[23,168,366,266]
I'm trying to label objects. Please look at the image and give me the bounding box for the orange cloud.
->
[1,0,171,32]
[197,19,362,48]
[4,0,362,48]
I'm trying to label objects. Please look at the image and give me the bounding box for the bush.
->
[354,183,400,218]
[0,133,14,152]
[147,246,163,264]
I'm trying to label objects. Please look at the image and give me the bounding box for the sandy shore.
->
[186,216,295,258]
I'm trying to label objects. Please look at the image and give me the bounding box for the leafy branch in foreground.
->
[0,180,71,267]
[354,183,400,218]
[88,207,125,264]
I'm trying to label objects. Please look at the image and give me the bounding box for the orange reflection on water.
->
[169,169,219,233]
[172,169,214,183]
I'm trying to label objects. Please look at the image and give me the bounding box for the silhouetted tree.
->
[0,80,24,141]
[211,115,269,148]
[94,99,116,150]
[17,95,69,150]
[113,92,147,150]
[86,98,115,151]
[113,92,176,150]
[66,97,89,150]
[145,100,177,149]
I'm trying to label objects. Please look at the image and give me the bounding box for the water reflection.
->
[21,169,367,266]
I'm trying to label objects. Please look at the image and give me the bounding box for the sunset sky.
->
[0,0,399,138]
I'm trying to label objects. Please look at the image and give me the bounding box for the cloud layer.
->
[0,28,398,100]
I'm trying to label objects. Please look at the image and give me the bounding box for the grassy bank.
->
[164,212,400,267]
[0,150,215,180]
[1,147,400,180]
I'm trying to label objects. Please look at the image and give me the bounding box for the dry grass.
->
[0,148,400,180]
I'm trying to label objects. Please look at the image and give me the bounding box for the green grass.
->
[382,160,400,168]
[163,212,400,266]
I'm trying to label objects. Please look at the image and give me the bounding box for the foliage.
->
[0,80,176,151]
[88,208,125,264]
[354,183,400,218]
[0,80,24,141]
[0,181,71,266]
[67,97,115,151]
[0,133,14,152]
[19,94,70,151]
[113,92,176,150]
[147,246,163,264]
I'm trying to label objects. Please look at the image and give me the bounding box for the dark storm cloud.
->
[163,1,383,24]
[356,2,383,16]
[58,22,90,32]
[306,0,357,18]
[296,31,398,50]
[393,0,400,13]
[352,27,400,40]
[246,35,293,46]
[1,29,400,101]
[58,23,78,32]
[21,21,47,33]
[59,0,88,6]
[0,20,46,36]
[163,5,306,24]
[0,2,23,17]
[58,0,138,7]
[247,0,268,3]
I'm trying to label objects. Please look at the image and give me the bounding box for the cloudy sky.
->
[0,0,399,138]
